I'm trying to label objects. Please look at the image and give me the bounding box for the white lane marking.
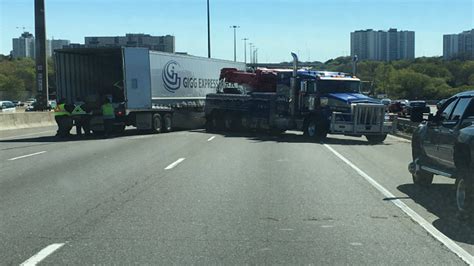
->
[207,136,216,142]
[0,130,55,140]
[20,243,65,266]
[323,144,474,265]
[388,134,411,143]
[164,158,186,170]
[8,151,47,161]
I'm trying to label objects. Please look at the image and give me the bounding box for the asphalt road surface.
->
[1,126,473,265]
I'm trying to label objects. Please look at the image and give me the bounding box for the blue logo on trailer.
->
[162,60,181,93]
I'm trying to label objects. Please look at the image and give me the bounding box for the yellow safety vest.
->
[54,103,70,116]
[71,104,87,115]
[102,103,115,118]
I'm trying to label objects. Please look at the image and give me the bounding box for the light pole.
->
[242,38,248,64]
[230,25,239,61]
[207,0,211,58]
[34,0,48,108]
[249,43,253,64]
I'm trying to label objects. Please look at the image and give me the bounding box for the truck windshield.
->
[317,80,360,94]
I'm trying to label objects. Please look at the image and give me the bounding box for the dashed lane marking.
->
[164,158,186,170]
[324,143,474,265]
[207,136,216,142]
[20,243,65,266]
[8,151,47,161]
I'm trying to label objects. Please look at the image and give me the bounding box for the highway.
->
[1,126,473,264]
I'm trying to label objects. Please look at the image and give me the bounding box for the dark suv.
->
[409,91,474,216]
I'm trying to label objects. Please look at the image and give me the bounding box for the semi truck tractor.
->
[54,47,245,134]
[204,53,394,143]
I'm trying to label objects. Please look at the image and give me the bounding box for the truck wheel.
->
[366,134,387,144]
[152,114,162,133]
[455,171,474,215]
[223,113,235,132]
[162,113,172,132]
[305,117,327,141]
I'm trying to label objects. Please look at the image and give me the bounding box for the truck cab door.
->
[122,48,152,110]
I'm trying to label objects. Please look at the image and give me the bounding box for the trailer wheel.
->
[152,113,162,133]
[162,113,173,132]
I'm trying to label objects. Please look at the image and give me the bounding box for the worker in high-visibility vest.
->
[71,99,91,137]
[101,98,115,138]
[54,98,73,138]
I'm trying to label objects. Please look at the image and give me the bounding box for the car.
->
[24,98,36,107]
[11,100,23,107]
[388,99,408,114]
[404,100,431,121]
[409,90,474,217]
[0,100,17,112]
[380,98,391,106]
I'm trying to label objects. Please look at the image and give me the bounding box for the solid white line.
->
[323,144,474,265]
[164,158,185,170]
[8,151,47,161]
[0,130,55,140]
[207,136,216,142]
[20,243,65,266]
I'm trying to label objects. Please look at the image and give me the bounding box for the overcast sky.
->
[0,0,473,62]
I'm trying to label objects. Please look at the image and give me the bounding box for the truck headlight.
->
[320,97,329,107]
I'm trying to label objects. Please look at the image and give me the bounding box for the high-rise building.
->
[443,29,474,59]
[351,29,415,61]
[84,33,175,53]
[12,32,36,59]
[46,39,71,57]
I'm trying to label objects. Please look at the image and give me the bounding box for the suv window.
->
[440,98,458,120]
[450,97,472,121]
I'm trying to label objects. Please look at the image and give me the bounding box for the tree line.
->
[0,55,55,100]
[320,56,474,100]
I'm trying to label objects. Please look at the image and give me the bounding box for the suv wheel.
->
[455,170,474,214]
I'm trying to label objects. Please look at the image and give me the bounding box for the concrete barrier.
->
[0,112,55,130]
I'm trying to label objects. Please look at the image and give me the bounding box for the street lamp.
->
[242,38,248,64]
[207,0,211,58]
[249,43,253,64]
[230,25,240,61]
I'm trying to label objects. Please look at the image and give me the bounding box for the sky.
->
[0,0,473,63]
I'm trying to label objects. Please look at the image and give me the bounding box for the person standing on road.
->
[101,98,115,138]
[71,98,91,137]
[54,98,73,138]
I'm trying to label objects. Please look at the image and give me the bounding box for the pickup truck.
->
[409,91,474,217]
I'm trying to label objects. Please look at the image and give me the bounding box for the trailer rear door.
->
[123,48,152,110]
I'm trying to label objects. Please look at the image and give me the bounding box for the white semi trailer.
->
[54,47,245,133]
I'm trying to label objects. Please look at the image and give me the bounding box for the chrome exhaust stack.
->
[289,53,298,117]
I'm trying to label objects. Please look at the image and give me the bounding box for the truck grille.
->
[352,103,385,125]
